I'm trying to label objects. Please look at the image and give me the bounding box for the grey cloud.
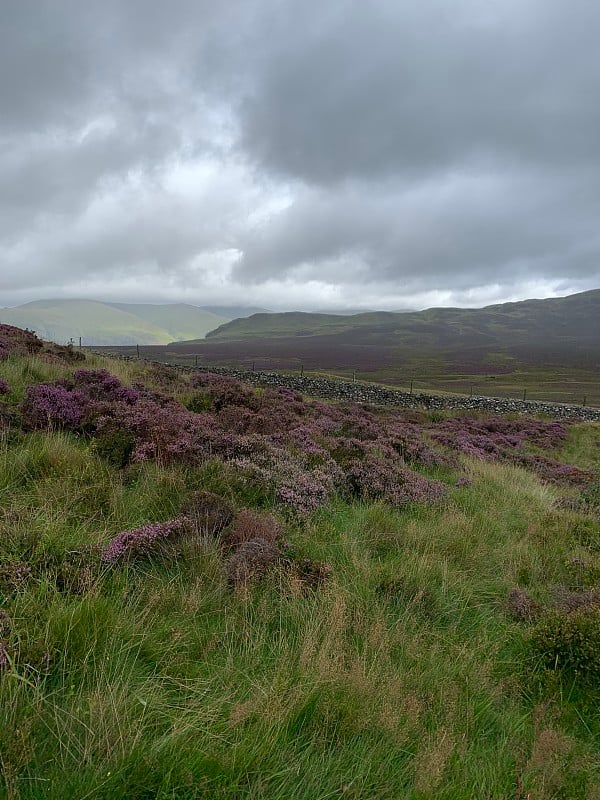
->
[237,0,600,183]
[237,165,600,291]
[0,0,599,309]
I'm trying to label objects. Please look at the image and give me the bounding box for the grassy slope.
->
[0,301,229,346]
[0,353,599,799]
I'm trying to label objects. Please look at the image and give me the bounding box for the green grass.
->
[1,353,599,798]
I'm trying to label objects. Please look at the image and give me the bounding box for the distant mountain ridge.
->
[0,300,265,346]
[203,289,600,350]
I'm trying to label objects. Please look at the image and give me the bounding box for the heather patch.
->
[507,587,543,621]
[181,490,235,537]
[101,516,191,564]
[21,384,87,431]
[550,585,600,613]
[14,369,596,522]
[222,508,284,551]
[0,323,83,365]
[430,415,594,487]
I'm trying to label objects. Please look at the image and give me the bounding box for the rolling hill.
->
[0,300,232,345]
[204,289,600,350]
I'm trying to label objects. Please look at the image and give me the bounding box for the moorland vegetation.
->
[0,323,598,799]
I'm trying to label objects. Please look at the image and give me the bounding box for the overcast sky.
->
[1,0,599,311]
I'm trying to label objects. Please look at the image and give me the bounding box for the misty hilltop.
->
[0,300,265,346]
[204,289,600,348]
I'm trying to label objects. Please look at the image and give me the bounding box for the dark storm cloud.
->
[237,0,600,182]
[0,0,599,309]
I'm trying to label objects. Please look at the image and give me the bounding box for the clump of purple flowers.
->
[429,416,592,486]
[21,384,86,431]
[101,516,191,564]
[0,379,10,395]
[431,416,568,459]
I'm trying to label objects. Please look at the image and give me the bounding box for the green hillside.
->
[205,289,600,349]
[105,302,229,342]
[204,310,395,340]
[0,300,229,346]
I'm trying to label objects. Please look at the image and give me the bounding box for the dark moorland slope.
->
[203,289,600,356]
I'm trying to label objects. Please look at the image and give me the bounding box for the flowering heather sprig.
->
[21,384,86,431]
[72,369,140,405]
[345,452,446,506]
[0,379,10,395]
[101,516,191,563]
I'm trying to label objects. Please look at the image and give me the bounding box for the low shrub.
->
[222,508,283,551]
[529,609,600,684]
[507,587,542,621]
[225,538,281,588]
[181,490,234,537]
[20,384,86,431]
[93,428,136,467]
[101,516,191,564]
